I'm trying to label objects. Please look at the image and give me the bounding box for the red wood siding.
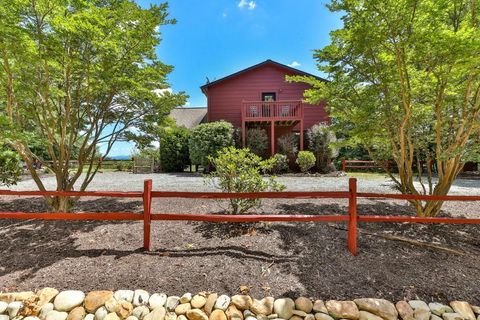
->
[204,63,328,128]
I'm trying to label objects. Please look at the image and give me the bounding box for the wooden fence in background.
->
[1,178,480,256]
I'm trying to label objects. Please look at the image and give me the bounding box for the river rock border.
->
[0,290,479,320]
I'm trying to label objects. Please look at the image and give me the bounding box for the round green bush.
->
[189,121,234,166]
[296,150,316,173]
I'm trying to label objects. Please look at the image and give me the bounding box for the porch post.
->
[271,120,275,156]
[300,119,304,151]
[242,120,246,148]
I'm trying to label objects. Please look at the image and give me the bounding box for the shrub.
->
[0,148,22,186]
[116,162,124,171]
[307,123,339,173]
[277,133,299,157]
[271,153,289,174]
[246,128,269,157]
[160,126,191,172]
[189,121,234,166]
[207,147,285,214]
[296,151,316,173]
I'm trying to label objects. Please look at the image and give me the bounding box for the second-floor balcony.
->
[242,100,303,121]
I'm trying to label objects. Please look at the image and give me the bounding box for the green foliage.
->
[308,123,338,173]
[116,162,125,172]
[0,148,22,186]
[296,151,316,173]
[246,128,269,157]
[0,0,183,211]
[207,147,285,214]
[271,153,289,174]
[160,126,190,172]
[277,133,299,157]
[288,0,480,216]
[189,121,234,166]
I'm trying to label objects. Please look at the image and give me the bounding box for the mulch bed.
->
[0,196,479,305]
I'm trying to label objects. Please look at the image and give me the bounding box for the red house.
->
[201,59,329,155]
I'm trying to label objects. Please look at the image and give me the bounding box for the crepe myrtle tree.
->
[289,0,480,217]
[0,0,185,211]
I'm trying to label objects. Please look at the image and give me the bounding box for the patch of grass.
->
[347,172,391,180]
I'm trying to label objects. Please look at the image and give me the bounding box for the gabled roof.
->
[200,59,327,94]
[169,107,207,129]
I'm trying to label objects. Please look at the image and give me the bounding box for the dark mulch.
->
[0,196,479,304]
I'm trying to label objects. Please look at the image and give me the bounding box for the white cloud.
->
[238,0,256,10]
[288,61,301,68]
[153,88,172,96]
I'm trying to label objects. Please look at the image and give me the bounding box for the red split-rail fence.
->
[1,178,480,256]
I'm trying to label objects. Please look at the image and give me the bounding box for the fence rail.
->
[1,178,479,256]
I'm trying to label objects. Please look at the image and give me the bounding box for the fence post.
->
[143,179,153,251]
[342,159,347,172]
[348,178,357,256]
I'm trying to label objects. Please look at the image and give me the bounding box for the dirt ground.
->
[0,173,479,304]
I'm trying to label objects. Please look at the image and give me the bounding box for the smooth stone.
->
[325,301,359,320]
[0,315,9,320]
[7,301,23,318]
[359,311,382,320]
[396,301,415,320]
[273,299,295,320]
[54,291,85,312]
[215,296,231,312]
[95,308,109,320]
[115,292,134,304]
[245,317,257,320]
[178,316,188,320]
[25,317,41,320]
[105,297,120,313]
[191,295,207,309]
[180,294,192,304]
[266,315,278,320]
[133,291,150,307]
[104,313,120,320]
[210,310,227,320]
[166,312,177,320]
[232,296,253,311]
[85,292,114,313]
[46,311,69,320]
[149,294,167,310]
[37,289,59,307]
[251,298,274,316]
[204,294,218,316]
[292,311,307,317]
[175,304,191,315]
[354,299,397,320]
[315,313,334,320]
[295,298,313,314]
[429,304,453,317]
[0,294,16,304]
[117,301,134,319]
[244,311,254,317]
[67,307,86,320]
[414,309,431,320]
[226,305,244,320]
[132,307,150,320]
[471,307,480,316]
[166,297,180,312]
[409,302,429,312]
[186,309,208,320]
[85,315,95,320]
[126,317,139,320]
[449,302,475,320]
[313,302,328,315]
[289,316,302,320]
[143,307,165,320]
[442,314,464,320]
[257,316,268,320]
[305,315,315,320]
[40,303,55,320]
[431,315,442,320]
[0,301,8,313]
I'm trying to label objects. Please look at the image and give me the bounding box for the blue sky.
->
[105,0,342,157]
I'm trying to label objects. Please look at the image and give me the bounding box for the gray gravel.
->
[6,171,480,194]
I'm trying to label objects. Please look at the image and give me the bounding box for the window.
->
[262,92,276,101]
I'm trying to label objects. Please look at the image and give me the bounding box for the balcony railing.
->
[242,100,303,120]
